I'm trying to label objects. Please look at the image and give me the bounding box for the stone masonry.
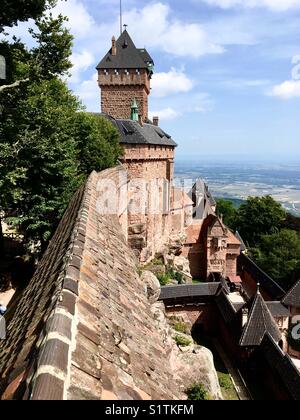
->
[0,167,185,400]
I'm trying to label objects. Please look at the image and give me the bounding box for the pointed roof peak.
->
[240,291,281,347]
[282,279,300,308]
[97,31,154,70]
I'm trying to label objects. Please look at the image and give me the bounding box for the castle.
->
[0,30,299,401]
[97,30,241,281]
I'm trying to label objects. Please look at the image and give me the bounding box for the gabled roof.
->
[97,30,154,70]
[235,231,247,252]
[102,114,177,147]
[160,283,221,301]
[237,253,286,300]
[282,279,300,308]
[240,292,281,347]
[266,302,291,318]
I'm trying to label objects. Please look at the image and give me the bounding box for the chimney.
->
[111,36,117,56]
[138,114,144,127]
[153,116,159,126]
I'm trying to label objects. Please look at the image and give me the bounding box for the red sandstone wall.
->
[101,85,148,120]
[120,145,175,262]
[99,69,150,121]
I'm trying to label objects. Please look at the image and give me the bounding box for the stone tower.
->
[97,30,154,121]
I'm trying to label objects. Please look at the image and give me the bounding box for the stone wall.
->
[121,145,175,262]
[98,69,150,121]
[0,167,190,400]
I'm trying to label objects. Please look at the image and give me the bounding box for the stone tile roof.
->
[115,119,177,147]
[160,283,221,301]
[238,253,286,300]
[0,183,86,399]
[282,279,300,308]
[240,292,282,347]
[215,290,238,323]
[260,334,300,400]
[97,30,153,70]
[98,114,177,148]
[266,302,291,318]
[0,167,182,400]
[235,231,247,252]
[226,230,241,246]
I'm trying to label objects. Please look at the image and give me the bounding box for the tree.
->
[186,383,211,401]
[0,4,122,255]
[284,213,300,234]
[0,0,57,31]
[235,196,286,246]
[0,78,82,250]
[216,199,237,229]
[255,229,300,289]
[74,113,122,175]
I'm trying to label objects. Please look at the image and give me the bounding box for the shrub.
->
[186,383,211,401]
[174,271,184,284]
[174,335,192,347]
[218,373,233,390]
[156,273,170,286]
[174,321,188,334]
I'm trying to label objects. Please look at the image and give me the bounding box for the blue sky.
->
[7,0,300,161]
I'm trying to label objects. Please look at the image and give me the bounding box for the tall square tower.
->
[97,30,154,121]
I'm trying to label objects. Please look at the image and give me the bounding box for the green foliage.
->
[174,321,188,334]
[155,265,184,286]
[0,0,56,31]
[216,199,238,229]
[156,273,170,286]
[174,271,184,284]
[1,78,82,246]
[0,4,122,253]
[284,213,300,234]
[174,335,192,347]
[235,196,286,246]
[74,113,122,175]
[186,383,211,401]
[255,229,300,288]
[218,373,233,391]
[287,322,300,352]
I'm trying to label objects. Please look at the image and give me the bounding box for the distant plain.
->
[175,161,300,216]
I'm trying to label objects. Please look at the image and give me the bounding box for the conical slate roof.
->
[240,291,281,347]
[282,279,300,308]
[97,30,154,70]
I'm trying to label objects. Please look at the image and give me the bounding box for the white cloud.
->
[70,50,94,83]
[123,3,224,58]
[75,73,99,111]
[149,108,180,121]
[151,68,193,98]
[202,0,300,11]
[269,80,300,99]
[53,0,95,39]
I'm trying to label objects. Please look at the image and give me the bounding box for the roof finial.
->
[257,282,261,295]
[123,24,128,31]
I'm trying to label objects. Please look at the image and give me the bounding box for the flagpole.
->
[120,0,123,35]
